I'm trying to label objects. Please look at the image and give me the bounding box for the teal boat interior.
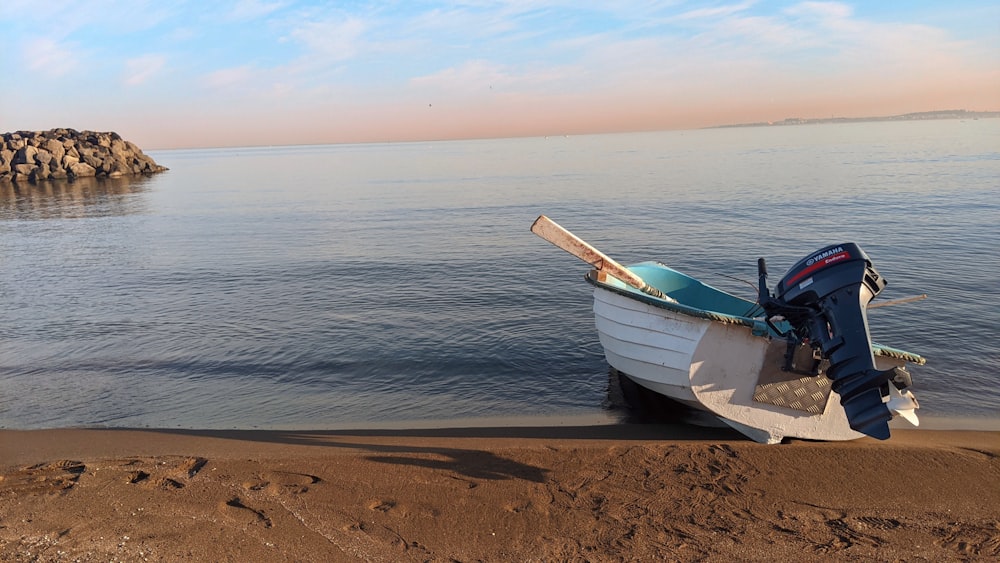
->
[584,261,925,365]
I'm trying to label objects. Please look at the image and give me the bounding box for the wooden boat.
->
[532,215,923,444]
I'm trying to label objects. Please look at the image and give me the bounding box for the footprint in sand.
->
[0,460,86,496]
[126,470,150,484]
[242,470,322,497]
[217,496,273,528]
[853,516,901,531]
[935,521,1000,558]
[227,470,321,530]
[115,456,208,490]
[0,456,209,497]
[368,499,396,513]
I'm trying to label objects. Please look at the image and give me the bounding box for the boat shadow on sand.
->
[126,384,742,486]
[605,368,730,428]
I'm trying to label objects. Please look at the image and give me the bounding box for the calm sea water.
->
[2,120,998,430]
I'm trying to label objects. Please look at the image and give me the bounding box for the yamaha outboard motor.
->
[757,243,909,440]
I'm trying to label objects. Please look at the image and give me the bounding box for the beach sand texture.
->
[1,426,998,561]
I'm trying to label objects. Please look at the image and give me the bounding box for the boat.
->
[531,215,923,444]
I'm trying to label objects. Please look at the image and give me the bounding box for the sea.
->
[1,120,998,431]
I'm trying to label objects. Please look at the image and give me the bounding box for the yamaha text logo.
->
[806,246,845,266]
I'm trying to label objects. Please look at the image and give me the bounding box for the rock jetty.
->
[0,129,167,184]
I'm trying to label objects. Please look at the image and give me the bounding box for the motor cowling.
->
[758,243,903,440]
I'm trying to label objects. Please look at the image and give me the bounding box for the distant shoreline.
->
[707,109,1000,129]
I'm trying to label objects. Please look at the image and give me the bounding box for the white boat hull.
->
[593,286,909,444]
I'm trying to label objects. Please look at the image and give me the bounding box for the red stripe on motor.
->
[786,251,851,286]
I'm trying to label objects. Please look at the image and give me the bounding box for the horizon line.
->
[138,108,1000,151]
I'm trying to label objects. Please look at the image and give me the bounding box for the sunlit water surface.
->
[2,120,998,429]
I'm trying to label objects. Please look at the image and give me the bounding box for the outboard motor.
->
[757,243,912,440]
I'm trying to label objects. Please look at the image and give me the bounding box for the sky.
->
[1,1,997,149]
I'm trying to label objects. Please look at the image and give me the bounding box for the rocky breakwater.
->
[0,129,167,184]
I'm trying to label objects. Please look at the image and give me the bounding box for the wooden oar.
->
[869,294,928,309]
[531,215,675,302]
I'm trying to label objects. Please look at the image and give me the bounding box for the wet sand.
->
[2,425,998,561]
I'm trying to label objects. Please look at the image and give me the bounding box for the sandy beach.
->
[1,424,998,562]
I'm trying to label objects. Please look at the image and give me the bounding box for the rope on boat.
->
[871,345,927,365]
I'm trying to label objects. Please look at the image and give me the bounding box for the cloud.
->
[316,1,997,118]
[287,16,367,62]
[673,1,756,21]
[229,0,288,21]
[3,1,997,147]
[124,54,167,85]
[410,60,512,92]
[1,0,173,35]
[203,65,257,89]
[784,1,853,21]
[23,37,78,78]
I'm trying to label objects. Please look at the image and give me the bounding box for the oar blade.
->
[530,215,673,302]
[531,215,610,270]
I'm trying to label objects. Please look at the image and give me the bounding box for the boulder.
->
[13,145,38,165]
[44,138,66,162]
[68,162,97,178]
[14,163,37,175]
[48,160,68,179]
[110,138,127,158]
[81,150,104,169]
[29,166,50,182]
